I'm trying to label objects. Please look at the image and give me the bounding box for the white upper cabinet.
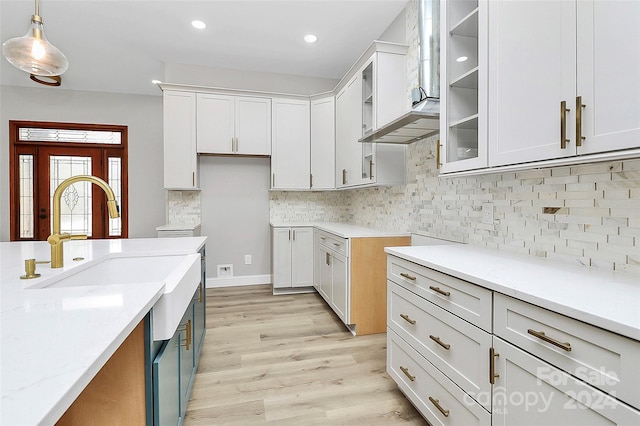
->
[163,90,198,189]
[488,0,640,167]
[310,95,335,190]
[335,42,407,188]
[271,98,311,189]
[197,94,271,156]
[488,0,576,166]
[440,0,488,173]
[576,0,640,155]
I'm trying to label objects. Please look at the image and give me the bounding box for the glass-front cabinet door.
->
[439,0,488,173]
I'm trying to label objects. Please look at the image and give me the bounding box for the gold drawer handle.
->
[333,242,341,247]
[428,397,450,417]
[400,314,416,325]
[429,285,450,297]
[429,335,451,350]
[400,272,416,281]
[560,100,571,149]
[528,329,572,352]
[399,366,415,382]
[489,347,500,384]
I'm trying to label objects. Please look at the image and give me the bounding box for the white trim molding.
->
[206,274,272,288]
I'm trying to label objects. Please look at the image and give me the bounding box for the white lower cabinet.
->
[492,337,640,425]
[388,330,491,426]
[386,253,640,425]
[272,226,313,292]
[316,230,349,324]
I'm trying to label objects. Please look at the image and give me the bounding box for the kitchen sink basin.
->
[28,253,202,341]
[32,255,194,289]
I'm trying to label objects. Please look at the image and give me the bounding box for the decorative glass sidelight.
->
[19,155,34,238]
[19,128,121,144]
[108,157,122,237]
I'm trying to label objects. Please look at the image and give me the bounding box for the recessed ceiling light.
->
[152,80,162,85]
[456,56,468,62]
[192,20,206,30]
[304,34,318,43]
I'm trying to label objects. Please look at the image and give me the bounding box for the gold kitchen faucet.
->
[47,175,119,268]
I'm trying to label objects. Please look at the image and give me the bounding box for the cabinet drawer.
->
[387,329,491,426]
[388,282,492,411]
[387,256,492,331]
[493,337,640,426]
[317,230,349,257]
[494,293,640,409]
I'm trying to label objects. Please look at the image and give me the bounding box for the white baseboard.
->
[206,274,272,288]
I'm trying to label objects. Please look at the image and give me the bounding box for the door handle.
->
[39,214,47,219]
[560,101,570,149]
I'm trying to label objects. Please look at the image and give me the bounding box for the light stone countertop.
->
[385,244,640,341]
[270,221,410,238]
[0,237,206,426]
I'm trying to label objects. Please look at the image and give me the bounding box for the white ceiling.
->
[0,0,408,96]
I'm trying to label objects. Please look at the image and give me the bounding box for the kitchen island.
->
[0,237,206,426]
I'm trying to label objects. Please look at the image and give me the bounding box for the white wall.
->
[0,85,165,241]
[199,156,271,282]
[378,8,407,43]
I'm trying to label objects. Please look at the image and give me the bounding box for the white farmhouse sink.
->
[29,254,202,341]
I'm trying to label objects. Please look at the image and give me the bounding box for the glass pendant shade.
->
[2,15,68,76]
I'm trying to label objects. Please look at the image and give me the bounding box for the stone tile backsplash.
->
[167,190,201,225]
[269,136,640,275]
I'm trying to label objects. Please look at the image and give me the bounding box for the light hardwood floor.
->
[183,285,428,425]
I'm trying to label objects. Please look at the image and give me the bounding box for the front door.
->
[10,121,128,241]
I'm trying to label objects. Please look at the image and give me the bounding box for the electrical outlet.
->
[217,264,233,277]
[244,255,252,265]
[481,203,494,225]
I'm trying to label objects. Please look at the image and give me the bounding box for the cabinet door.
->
[576,0,640,155]
[331,253,348,324]
[196,93,234,154]
[192,281,206,365]
[235,96,271,155]
[346,74,365,186]
[179,306,194,418]
[318,247,332,303]
[291,227,314,288]
[493,337,640,425]
[310,96,335,190]
[335,88,349,188]
[272,228,292,289]
[163,91,198,189]
[271,98,311,189]
[153,334,180,426]
[488,0,577,166]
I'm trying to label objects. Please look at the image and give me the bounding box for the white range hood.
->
[359,0,440,145]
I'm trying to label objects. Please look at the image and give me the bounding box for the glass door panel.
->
[49,155,93,236]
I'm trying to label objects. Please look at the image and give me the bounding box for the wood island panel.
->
[56,319,147,426]
[350,236,410,335]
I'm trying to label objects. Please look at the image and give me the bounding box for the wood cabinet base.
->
[56,320,147,425]
[351,236,410,335]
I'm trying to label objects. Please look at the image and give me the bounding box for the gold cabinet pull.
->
[400,272,416,281]
[326,252,330,266]
[576,96,586,147]
[436,139,442,169]
[369,161,374,180]
[528,329,572,352]
[342,169,347,185]
[179,320,192,350]
[332,242,341,248]
[399,366,415,382]
[560,101,571,149]
[428,397,450,417]
[429,286,450,297]
[400,313,416,325]
[489,347,500,384]
[310,174,313,188]
[192,172,195,187]
[429,335,451,350]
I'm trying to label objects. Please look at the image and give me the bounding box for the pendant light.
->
[2,0,68,78]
